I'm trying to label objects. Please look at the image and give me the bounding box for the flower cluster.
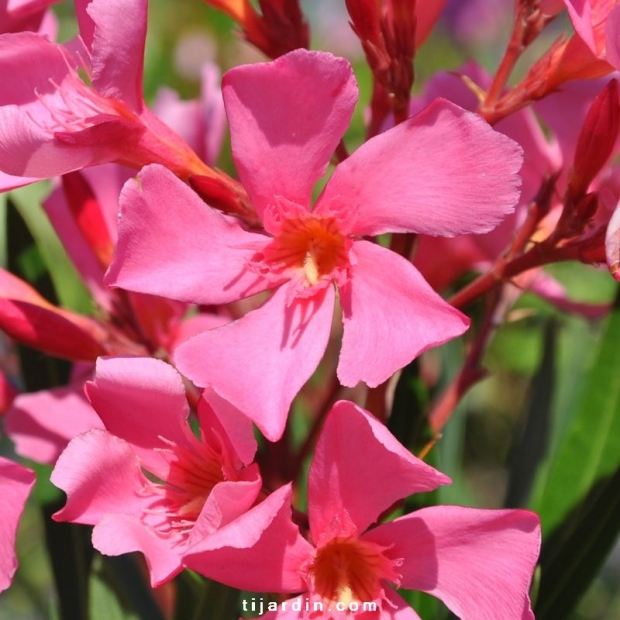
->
[3,1,620,619]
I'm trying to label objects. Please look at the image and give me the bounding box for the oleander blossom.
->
[50,356,262,586]
[106,49,523,441]
[0,0,212,191]
[184,401,541,619]
[0,457,35,593]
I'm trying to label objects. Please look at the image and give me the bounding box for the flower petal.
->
[308,401,450,541]
[199,388,257,466]
[606,198,620,280]
[184,484,313,592]
[338,241,469,387]
[0,458,35,593]
[106,163,271,305]
[0,32,74,107]
[190,472,262,538]
[176,284,334,442]
[364,506,540,620]
[0,105,114,179]
[78,0,147,112]
[84,357,191,474]
[51,429,149,525]
[0,298,106,362]
[43,176,110,308]
[318,98,522,237]
[92,513,182,587]
[223,49,358,219]
[6,377,103,465]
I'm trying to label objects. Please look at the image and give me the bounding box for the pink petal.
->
[189,473,262,539]
[5,378,103,465]
[106,163,271,304]
[184,484,313,592]
[318,99,522,237]
[0,458,35,593]
[85,357,191,474]
[167,311,230,353]
[92,513,182,587]
[605,3,620,69]
[0,297,106,362]
[413,235,485,291]
[535,76,611,170]
[199,388,257,466]
[338,241,469,387]
[176,284,335,442]
[51,429,149,525]
[308,401,450,541]
[79,0,147,112]
[0,170,41,191]
[223,49,358,219]
[415,62,557,207]
[124,291,187,353]
[80,163,132,241]
[0,32,74,107]
[43,179,109,307]
[0,0,55,34]
[151,63,225,166]
[364,506,540,620]
[565,0,597,53]
[0,105,104,179]
[606,199,620,279]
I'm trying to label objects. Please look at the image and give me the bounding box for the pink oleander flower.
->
[50,356,261,586]
[107,49,523,441]
[408,64,610,319]
[0,456,35,592]
[563,0,620,68]
[183,401,541,619]
[2,163,229,466]
[0,0,59,35]
[0,0,217,192]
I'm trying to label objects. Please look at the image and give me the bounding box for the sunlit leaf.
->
[536,464,620,620]
[533,287,620,532]
[9,184,91,314]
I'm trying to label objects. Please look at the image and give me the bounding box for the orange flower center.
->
[148,438,228,533]
[309,536,400,606]
[265,215,349,287]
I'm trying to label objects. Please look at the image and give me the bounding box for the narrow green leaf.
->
[90,555,136,620]
[89,554,164,620]
[388,359,430,454]
[536,464,620,620]
[41,505,93,620]
[398,589,447,620]
[504,318,556,508]
[9,184,92,313]
[532,286,620,532]
[175,572,240,620]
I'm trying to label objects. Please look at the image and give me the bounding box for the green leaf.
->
[9,183,92,313]
[175,572,240,620]
[504,318,556,508]
[532,286,620,533]
[90,555,137,620]
[535,464,620,620]
[41,506,93,620]
[398,589,447,620]
[388,359,430,454]
[89,554,164,620]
